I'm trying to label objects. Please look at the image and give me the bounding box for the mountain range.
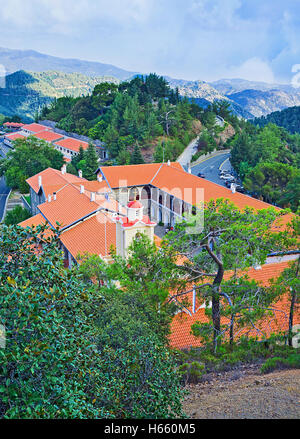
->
[0,47,300,120]
[0,70,119,121]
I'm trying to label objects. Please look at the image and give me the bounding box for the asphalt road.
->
[0,176,10,222]
[191,152,232,186]
[0,140,11,222]
[177,136,199,168]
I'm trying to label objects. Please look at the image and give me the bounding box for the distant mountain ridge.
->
[209,78,300,117]
[0,70,119,121]
[1,47,300,120]
[0,47,136,81]
[165,77,253,119]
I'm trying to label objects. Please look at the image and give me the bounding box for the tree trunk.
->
[229,315,234,345]
[212,290,220,352]
[289,288,296,346]
[212,265,224,352]
[289,259,299,346]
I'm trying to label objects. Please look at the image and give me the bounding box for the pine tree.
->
[72,145,85,170]
[83,143,99,180]
[131,143,144,164]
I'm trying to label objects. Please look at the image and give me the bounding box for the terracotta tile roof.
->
[38,184,99,229]
[170,260,300,349]
[26,168,83,194]
[19,213,47,228]
[18,213,54,239]
[101,162,281,212]
[116,215,156,228]
[3,122,24,127]
[33,131,64,142]
[41,184,67,198]
[5,132,26,140]
[59,212,116,260]
[152,164,277,210]
[99,162,183,188]
[22,123,51,133]
[128,200,143,208]
[54,137,89,152]
[73,180,111,194]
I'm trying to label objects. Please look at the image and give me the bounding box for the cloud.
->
[0,0,152,28]
[0,0,299,83]
[223,58,275,83]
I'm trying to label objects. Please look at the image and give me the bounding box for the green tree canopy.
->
[0,137,65,193]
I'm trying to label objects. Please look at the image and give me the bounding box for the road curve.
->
[191,152,232,186]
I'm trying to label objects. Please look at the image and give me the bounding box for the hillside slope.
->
[166,77,252,119]
[211,78,300,118]
[0,47,136,80]
[228,89,300,118]
[253,105,300,134]
[0,70,119,120]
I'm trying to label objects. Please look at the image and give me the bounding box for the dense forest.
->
[229,121,300,211]
[41,74,239,164]
[253,105,300,134]
[0,70,118,121]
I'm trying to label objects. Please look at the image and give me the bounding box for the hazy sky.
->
[0,0,299,83]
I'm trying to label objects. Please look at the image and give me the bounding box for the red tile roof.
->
[5,132,26,141]
[170,260,300,349]
[18,214,54,239]
[128,200,143,208]
[73,180,111,194]
[3,122,24,128]
[54,137,89,152]
[59,212,116,260]
[22,123,51,133]
[33,131,64,142]
[101,162,280,212]
[152,163,277,209]
[100,162,183,188]
[26,168,83,194]
[117,215,156,228]
[38,184,99,229]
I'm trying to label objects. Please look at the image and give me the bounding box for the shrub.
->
[260,353,300,374]
[178,361,205,384]
[4,205,31,226]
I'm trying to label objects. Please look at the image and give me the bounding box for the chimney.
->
[80,185,84,194]
[61,164,67,175]
[53,192,57,201]
[188,166,192,174]
[38,176,42,187]
[231,183,236,194]
[78,170,83,178]
[91,192,96,202]
[97,173,103,182]
[48,195,51,203]
[167,160,171,166]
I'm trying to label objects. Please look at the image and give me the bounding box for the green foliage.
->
[165,199,295,350]
[0,137,65,193]
[260,354,300,374]
[244,162,300,208]
[178,338,299,374]
[130,143,145,164]
[42,74,207,162]
[0,225,184,419]
[197,130,217,154]
[230,122,300,211]
[254,105,300,134]
[70,144,98,180]
[4,205,31,226]
[178,361,205,384]
[0,70,118,121]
